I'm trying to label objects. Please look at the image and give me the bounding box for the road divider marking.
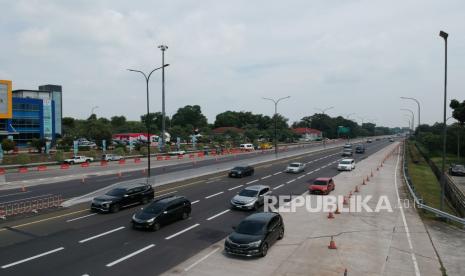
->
[206,210,230,221]
[246,179,258,185]
[156,191,177,198]
[273,172,282,176]
[1,247,65,269]
[228,185,243,191]
[79,226,125,244]
[205,191,224,199]
[297,175,305,179]
[105,244,155,267]
[314,168,320,172]
[66,213,97,222]
[273,184,284,190]
[286,179,296,184]
[191,200,200,205]
[184,247,220,272]
[261,175,272,180]
[165,224,200,240]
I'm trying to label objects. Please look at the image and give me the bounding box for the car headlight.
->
[225,236,232,244]
[244,200,255,206]
[146,217,155,223]
[248,240,262,247]
[101,201,112,207]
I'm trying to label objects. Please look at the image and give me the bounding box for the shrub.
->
[114,147,126,156]
[139,146,148,156]
[16,153,31,165]
[87,150,98,159]
[55,150,65,162]
[2,138,15,153]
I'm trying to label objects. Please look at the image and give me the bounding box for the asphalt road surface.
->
[0,139,392,276]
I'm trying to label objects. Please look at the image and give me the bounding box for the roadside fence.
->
[0,194,63,220]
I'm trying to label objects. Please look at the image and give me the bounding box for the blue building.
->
[0,83,60,147]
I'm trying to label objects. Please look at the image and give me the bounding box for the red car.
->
[309,177,335,195]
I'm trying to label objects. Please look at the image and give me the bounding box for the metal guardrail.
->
[0,195,63,220]
[402,140,465,226]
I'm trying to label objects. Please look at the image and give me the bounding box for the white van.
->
[240,144,255,151]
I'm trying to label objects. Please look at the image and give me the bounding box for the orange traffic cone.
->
[21,185,27,192]
[328,236,337,249]
[118,171,122,178]
[335,206,341,214]
[327,212,335,219]
[366,176,370,182]
[362,178,366,185]
[354,185,360,193]
[344,268,348,276]
[377,166,379,171]
[81,177,85,183]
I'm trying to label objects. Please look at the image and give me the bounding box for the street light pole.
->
[439,30,448,211]
[400,97,421,128]
[262,96,290,158]
[158,44,168,152]
[91,106,99,117]
[127,64,170,180]
[401,108,415,131]
[314,106,334,114]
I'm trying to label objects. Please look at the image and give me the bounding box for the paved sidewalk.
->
[163,142,445,276]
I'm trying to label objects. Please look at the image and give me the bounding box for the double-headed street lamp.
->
[262,96,290,158]
[439,30,449,211]
[127,64,170,180]
[315,106,334,114]
[400,108,415,130]
[400,97,421,128]
[90,106,99,117]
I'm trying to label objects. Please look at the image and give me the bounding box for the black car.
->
[225,212,284,257]
[449,164,465,176]
[355,145,365,154]
[228,166,254,178]
[91,183,154,213]
[132,195,191,231]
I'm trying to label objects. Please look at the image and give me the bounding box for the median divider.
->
[100,160,108,166]
[118,159,126,165]
[18,167,28,173]
[81,162,90,168]
[60,164,70,170]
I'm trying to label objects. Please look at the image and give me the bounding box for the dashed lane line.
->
[79,226,125,244]
[273,184,285,190]
[1,247,65,269]
[105,244,155,267]
[165,224,200,240]
[228,185,243,191]
[66,213,97,222]
[205,191,224,199]
[206,210,230,221]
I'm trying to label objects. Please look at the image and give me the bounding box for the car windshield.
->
[238,189,258,197]
[289,163,300,167]
[454,165,465,170]
[144,202,165,214]
[340,160,352,165]
[236,220,266,235]
[105,188,126,196]
[344,145,352,148]
[232,167,245,171]
[313,180,328,186]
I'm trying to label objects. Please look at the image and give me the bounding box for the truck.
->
[64,155,94,164]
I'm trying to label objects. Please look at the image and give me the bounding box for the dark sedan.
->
[449,164,465,177]
[228,166,254,178]
[225,212,284,257]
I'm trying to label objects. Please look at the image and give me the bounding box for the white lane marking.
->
[286,179,296,184]
[261,175,272,180]
[165,224,200,240]
[206,210,230,221]
[79,226,125,243]
[156,191,177,198]
[105,244,155,267]
[273,184,284,190]
[205,191,224,199]
[297,175,306,179]
[66,213,97,222]
[273,172,282,176]
[0,191,31,198]
[191,200,200,205]
[393,149,421,276]
[228,185,243,191]
[246,179,258,185]
[1,247,65,269]
[314,168,321,172]
[184,247,221,271]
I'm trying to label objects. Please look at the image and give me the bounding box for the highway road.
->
[0,139,392,276]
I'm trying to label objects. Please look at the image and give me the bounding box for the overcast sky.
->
[1,0,465,128]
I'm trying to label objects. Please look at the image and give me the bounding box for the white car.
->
[337,159,355,171]
[64,155,94,164]
[102,154,123,161]
[286,162,305,173]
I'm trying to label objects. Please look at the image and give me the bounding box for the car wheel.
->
[254,202,260,211]
[141,197,149,204]
[152,222,161,231]
[278,227,284,240]
[260,243,269,257]
[110,204,120,213]
[70,161,74,165]
[181,211,190,220]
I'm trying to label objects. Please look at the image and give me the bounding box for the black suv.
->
[225,212,284,257]
[228,166,254,178]
[91,184,154,213]
[132,195,191,231]
[355,144,365,154]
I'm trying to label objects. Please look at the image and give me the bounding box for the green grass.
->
[406,142,457,219]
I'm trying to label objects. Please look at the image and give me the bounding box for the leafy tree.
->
[55,150,65,162]
[29,138,46,153]
[2,138,15,153]
[450,99,465,125]
[172,105,207,128]
[111,116,127,129]
[16,153,31,165]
